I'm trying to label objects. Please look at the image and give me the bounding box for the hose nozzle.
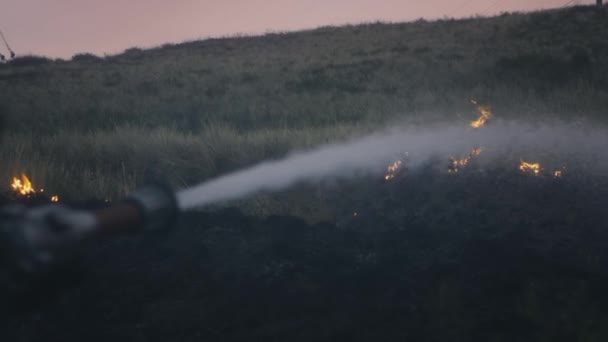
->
[0,183,178,275]
[124,183,178,232]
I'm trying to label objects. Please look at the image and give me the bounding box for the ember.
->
[11,174,35,195]
[470,100,491,129]
[448,147,482,173]
[10,173,60,201]
[519,161,541,175]
[384,160,402,180]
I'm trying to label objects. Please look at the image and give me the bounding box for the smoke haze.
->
[177,121,608,210]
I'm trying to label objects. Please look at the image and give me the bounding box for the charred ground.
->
[2,167,608,341]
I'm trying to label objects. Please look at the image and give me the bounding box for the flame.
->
[448,147,482,173]
[11,174,35,195]
[470,100,491,129]
[519,161,541,175]
[378,99,568,182]
[10,173,60,200]
[384,159,402,180]
[447,99,489,172]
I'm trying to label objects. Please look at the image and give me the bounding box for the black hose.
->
[0,29,15,58]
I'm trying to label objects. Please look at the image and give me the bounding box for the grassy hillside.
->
[1,5,607,209]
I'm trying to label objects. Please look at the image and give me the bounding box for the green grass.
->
[1,5,608,210]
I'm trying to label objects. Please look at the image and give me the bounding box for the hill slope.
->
[0,5,607,205]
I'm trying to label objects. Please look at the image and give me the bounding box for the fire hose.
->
[0,29,15,60]
[0,183,178,276]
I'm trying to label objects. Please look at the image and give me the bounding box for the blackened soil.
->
[1,170,608,342]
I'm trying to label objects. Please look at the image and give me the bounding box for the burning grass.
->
[8,172,59,202]
[448,147,482,173]
[469,100,491,129]
[11,174,35,195]
[519,160,541,176]
[384,159,402,180]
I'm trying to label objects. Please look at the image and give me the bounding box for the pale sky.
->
[0,0,593,58]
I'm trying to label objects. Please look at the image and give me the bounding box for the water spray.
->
[0,125,471,276]
[2,120,607,277]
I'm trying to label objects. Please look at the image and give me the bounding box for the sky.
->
[0,0,594,59]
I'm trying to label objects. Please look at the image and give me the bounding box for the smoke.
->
[177,121,608,210]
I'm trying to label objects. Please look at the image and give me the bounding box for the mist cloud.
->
[177,120,608,210]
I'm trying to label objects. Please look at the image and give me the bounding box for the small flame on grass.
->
[519,161,541,176]
[384,160,402,180]
[11,174,35,195]
[448,147,482,173]
[10,173,60,200]
[470,100,491,129]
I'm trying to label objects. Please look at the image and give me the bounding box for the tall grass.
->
[1,5,607,212]
[0,124,367,200]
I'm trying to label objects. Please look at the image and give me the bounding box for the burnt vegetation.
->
[2,169,608,341]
